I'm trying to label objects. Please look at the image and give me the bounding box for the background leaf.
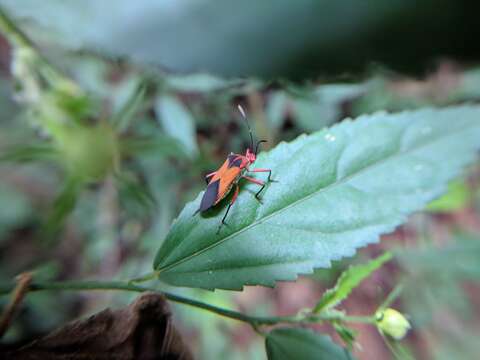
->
[313,252,392,313]
[397,234,480,281]
[154,95,198,158]
[44,177,82,235]
[165,74,244,93]
[395,234,480,359]
[153,105,480,290]
[111,82,146,133]
[292,84,365,132]
[0,143,58,163]
[265,327,353,360]
[2,1,480,79]
[0,182,32,239]
[426,179,470,213]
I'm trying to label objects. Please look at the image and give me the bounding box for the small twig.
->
[251,323,267,336]
[0,6,81,97]
[0,278,376,329]
[378,284,404,312]
[0,272,32,338]
[128,271,160,284]
[0,7,33,48]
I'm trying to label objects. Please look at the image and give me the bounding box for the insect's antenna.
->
[255,140,267,156]
[237,104,254,150]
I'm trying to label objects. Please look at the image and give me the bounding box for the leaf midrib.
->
[158,122,477,273]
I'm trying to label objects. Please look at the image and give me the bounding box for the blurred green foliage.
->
[0,3,480,360]
[2,0,480,79]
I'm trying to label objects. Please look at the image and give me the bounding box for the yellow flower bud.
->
[375,308,411,340]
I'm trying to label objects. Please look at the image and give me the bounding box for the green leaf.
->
[333,323,358,351]
[397,234,480,325]
[0,182,32,239]
[265,328,353,360]
[266,91,289,130]
[396,234,480,280]
[154,105,480,290]
[165,73,244,93]
[120,136,187,159]
[154,95,198,158]
[313,252,392,313]
[426,180,470,213]
[116,172,155,211]
[0,143,58,163]
[44,177,82,234]
[111,82,146,132]
[293,84,365,132]
[293,97,333,132]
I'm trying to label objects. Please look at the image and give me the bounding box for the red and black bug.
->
[196,105,274,233]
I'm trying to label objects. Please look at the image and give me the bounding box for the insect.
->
[196,105,274,233]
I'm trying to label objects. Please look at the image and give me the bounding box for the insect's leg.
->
[243,176,266,199]
[205,171,217,184]
[249,168,275,182]
[243,176,264,186]
[217,184,239,234]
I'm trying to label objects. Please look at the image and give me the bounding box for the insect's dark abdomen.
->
[227,154,237,165]
[199,179,220,212]
[227,155,242,168]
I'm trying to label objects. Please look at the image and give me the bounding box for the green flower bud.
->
[57,123,119,182]
[375,308,411,340]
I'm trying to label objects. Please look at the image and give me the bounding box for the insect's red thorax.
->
[235,155,250,170]
[245,148,256,164]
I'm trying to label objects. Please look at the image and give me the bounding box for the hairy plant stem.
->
[0,278,375,328]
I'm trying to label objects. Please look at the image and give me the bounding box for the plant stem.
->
[128,271,160,283]
[378,283,404,311]
[0,6,76,91]
[0,7,33,48]
[0,279,374,327]
[0,273,32,338]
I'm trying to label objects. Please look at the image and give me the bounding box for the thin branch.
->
[128,271,160,283]
[0,6,81,96]
[0,279,374,327]
[378,284,404,311]
[0,7,33,48]
[0,272,32,338]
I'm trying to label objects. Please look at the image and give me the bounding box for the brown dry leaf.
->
[3,292,192,360]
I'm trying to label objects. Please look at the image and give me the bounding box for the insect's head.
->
[237,105,267,162]
[245,147,256,163]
